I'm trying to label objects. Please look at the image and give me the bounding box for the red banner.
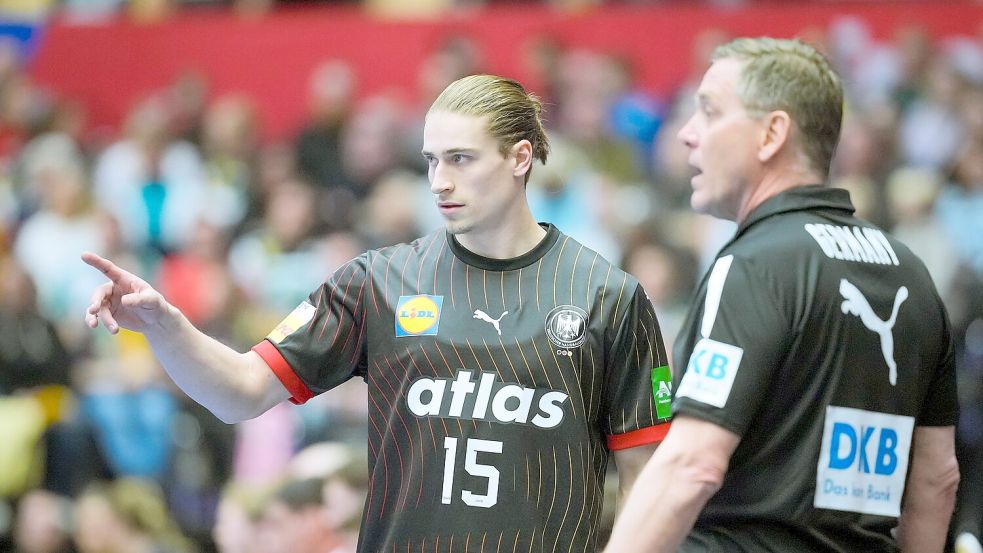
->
[29,2,983,140]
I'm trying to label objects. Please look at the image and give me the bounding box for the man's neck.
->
[455,213,546,260]
[735,167,824,225]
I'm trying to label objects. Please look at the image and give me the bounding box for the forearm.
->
[144,305,286,423]
[605,449,721,552]
[896,459,959,552]
[614,443,660,511]
[897,506,953,552]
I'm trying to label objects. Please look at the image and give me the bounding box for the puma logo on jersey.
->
[839,279,909,386]
[473,309,508,336]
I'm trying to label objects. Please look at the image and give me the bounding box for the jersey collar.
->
[737,185,855,235]
[447,223,560,271]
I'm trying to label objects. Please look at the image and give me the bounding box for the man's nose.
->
[677,116,698,149]
[430,163,453,194]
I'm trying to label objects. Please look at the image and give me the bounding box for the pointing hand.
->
[81,252,171,335]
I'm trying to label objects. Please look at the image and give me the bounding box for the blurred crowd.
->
[1,0,791,28]
[0,13,981,553]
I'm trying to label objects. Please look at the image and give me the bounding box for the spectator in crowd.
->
[212,481,268,553]
[199,94,259,233]
[295,60,356,194]
[620,233,698,357]
[227,177,328,316]
[253,477,348,553]
[0,257,98,498]
[13,145,106,343]
[898,54,966,171]
[74,478,193,553]
[92,96,205,257]
[552,49,641,184]
[13,489,75,553]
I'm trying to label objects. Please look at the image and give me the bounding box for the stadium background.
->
[0,1,981,552]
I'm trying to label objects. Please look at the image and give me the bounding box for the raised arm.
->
[896,425,960,553]
[82,252,290,423]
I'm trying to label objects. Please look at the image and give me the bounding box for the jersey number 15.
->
[441,437,503,508]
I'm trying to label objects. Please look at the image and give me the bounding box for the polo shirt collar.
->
[737,185,855,235]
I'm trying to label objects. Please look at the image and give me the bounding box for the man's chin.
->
[689,194,711,216]
[444,222,473,235]
[690,197,737,222]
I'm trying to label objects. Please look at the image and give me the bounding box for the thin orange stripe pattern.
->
[270,228,666,553]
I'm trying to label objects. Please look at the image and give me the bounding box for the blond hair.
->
[429,74,550,182]
[713,37,843,178]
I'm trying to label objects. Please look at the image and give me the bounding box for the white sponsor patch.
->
[675,338,743,408]
[814,406,914,517]
[267,301,317,344]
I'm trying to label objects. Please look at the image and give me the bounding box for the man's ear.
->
[758,110,792,163]
[511,139,534,179]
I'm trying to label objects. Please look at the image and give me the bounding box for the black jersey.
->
[253,224,670,553]
[671,186,958,552]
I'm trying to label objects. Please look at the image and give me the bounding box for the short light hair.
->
[713,37,843,178]
[429,74,550,181]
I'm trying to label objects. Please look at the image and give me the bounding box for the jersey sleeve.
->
[673,255,792,437]
[603,282,672,450]
[917,303,959,426]
[251,255,369,405]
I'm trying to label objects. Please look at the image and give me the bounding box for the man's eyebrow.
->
[421,147,476,156]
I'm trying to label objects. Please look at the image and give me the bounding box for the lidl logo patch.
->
[395,295,443,337]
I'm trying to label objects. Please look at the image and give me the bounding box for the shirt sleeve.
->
[603,282,672,450]
[917,302,959,426]
[252,255,369,405]
[673,255,792,437]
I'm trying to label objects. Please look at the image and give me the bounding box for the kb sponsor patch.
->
[395,295,443,337]
[676,338,742,408]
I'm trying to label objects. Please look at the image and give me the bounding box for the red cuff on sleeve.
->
[251,340,314,405]
[606,422,671,451]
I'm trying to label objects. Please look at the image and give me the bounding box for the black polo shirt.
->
[672,186,958,552]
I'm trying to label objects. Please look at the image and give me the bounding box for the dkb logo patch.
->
[814,406,914,517]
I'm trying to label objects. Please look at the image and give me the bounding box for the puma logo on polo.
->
[839,279,909,386]
[473,309,509,336]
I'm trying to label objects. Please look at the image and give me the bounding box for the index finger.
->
[81,251,128,283]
